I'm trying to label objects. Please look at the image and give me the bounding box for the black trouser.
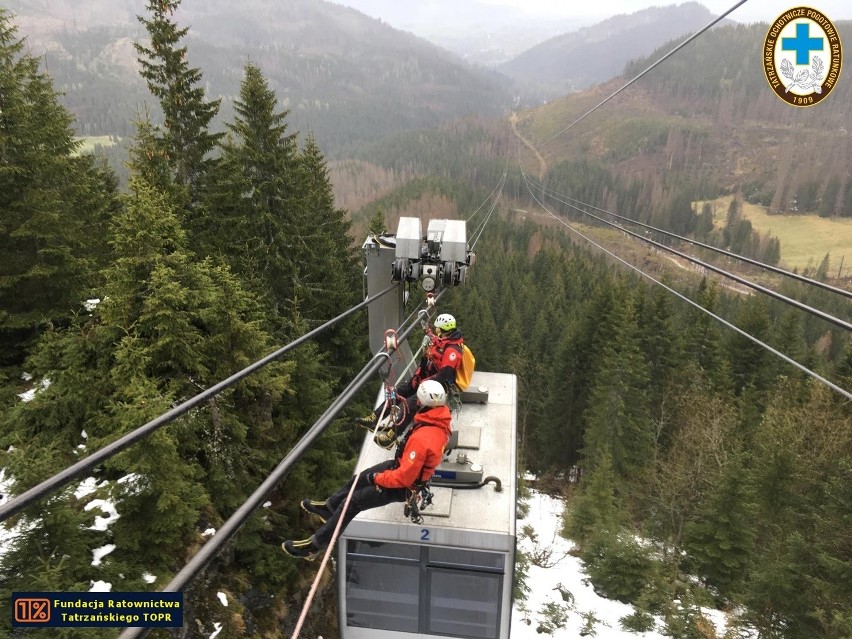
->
[313,460,408,548]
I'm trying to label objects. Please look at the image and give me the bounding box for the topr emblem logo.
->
[763,7,842,107]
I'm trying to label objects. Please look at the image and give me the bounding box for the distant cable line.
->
[540,0,750,146]
[469,172,506,251]
[524,176,852,331]
[522,172,852,402]
[467,174,505,224]
[526,178,852,300]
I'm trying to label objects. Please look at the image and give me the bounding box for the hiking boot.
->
[374,427,398,450]
[353,412,377,430]
[282,537,322,561]
[300,498,332,523]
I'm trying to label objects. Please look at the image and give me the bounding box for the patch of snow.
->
[262,501,272,508]
[17,377,51,402]
[117,473,145,495]
[81,430,88,439]
[91,544,116,566]
[202,528,216,537]
[210,622,223,638]
[85,499,120,531]
[143,573,157,584]
[0,468,10,506]
[1,470,15,560]
[17,388,37,402]
[511,490,741,639]
[89,580,112,592]
[77,444,87,450]
[74,477,100,500]
[217,592,228,607]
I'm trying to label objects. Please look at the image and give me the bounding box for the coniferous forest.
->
[1,2,852,639]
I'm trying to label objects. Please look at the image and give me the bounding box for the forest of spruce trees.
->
[1,2,851,639]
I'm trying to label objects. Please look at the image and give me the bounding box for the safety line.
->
[523,172,852,402]
[290,470,363,639]
[0,284,399,523]
[541,0,750,146]
[524,176,852,331]
[527,177,852,299]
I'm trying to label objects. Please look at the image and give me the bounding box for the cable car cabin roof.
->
[343,371,517,553]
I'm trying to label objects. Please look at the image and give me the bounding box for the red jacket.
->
[418,331,463,389]
[374,405,452,489]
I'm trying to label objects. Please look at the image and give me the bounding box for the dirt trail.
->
[509,112,547,180]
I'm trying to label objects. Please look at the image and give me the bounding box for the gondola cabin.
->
[337,370,517,639]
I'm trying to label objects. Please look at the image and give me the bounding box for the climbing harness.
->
[404,481,434,524]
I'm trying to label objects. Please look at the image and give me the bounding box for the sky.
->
[475,0,852,22]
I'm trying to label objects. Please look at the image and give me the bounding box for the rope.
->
[290,471,363,639]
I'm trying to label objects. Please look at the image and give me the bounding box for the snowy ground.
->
[511,490,734,639]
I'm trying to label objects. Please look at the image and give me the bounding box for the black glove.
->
[367,472,383,491]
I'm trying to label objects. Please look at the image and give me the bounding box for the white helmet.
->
[416,380,446,407]
[434,313,456,333]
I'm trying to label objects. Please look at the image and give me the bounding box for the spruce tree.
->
[581,287,653,481]
[0,10,116,369]
[0,174,298,612]
[134,0,221,207]
[204,63,302,324]
[682,453,756,597]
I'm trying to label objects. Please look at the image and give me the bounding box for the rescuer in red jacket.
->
[283,379,452,560]
[355,313,463,447]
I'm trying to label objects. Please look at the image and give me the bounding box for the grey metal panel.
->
[440,219,467,263]
[457,425,482,449]
[364,238,414,374]
[396,217,422,259]
[460,385,490,404]
[344,371,516,541]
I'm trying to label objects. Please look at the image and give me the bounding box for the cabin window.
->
[345,540,504,638]
[345,541,420,632]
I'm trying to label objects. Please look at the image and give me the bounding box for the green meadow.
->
[73,135,118,155]
[704,195,852,275]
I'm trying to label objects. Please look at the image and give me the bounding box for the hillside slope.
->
[4,0,512,154]
[516,21,852,218]
[499,2,720,98]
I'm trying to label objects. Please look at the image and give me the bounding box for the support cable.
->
[469,172,506,251]
[117,290,447,639]
[466,174,504,224]
[527,177,852,299]
[541,0,749,146]
[523,173,852,402]
[524,175,852,331]
[0,284,400,524]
